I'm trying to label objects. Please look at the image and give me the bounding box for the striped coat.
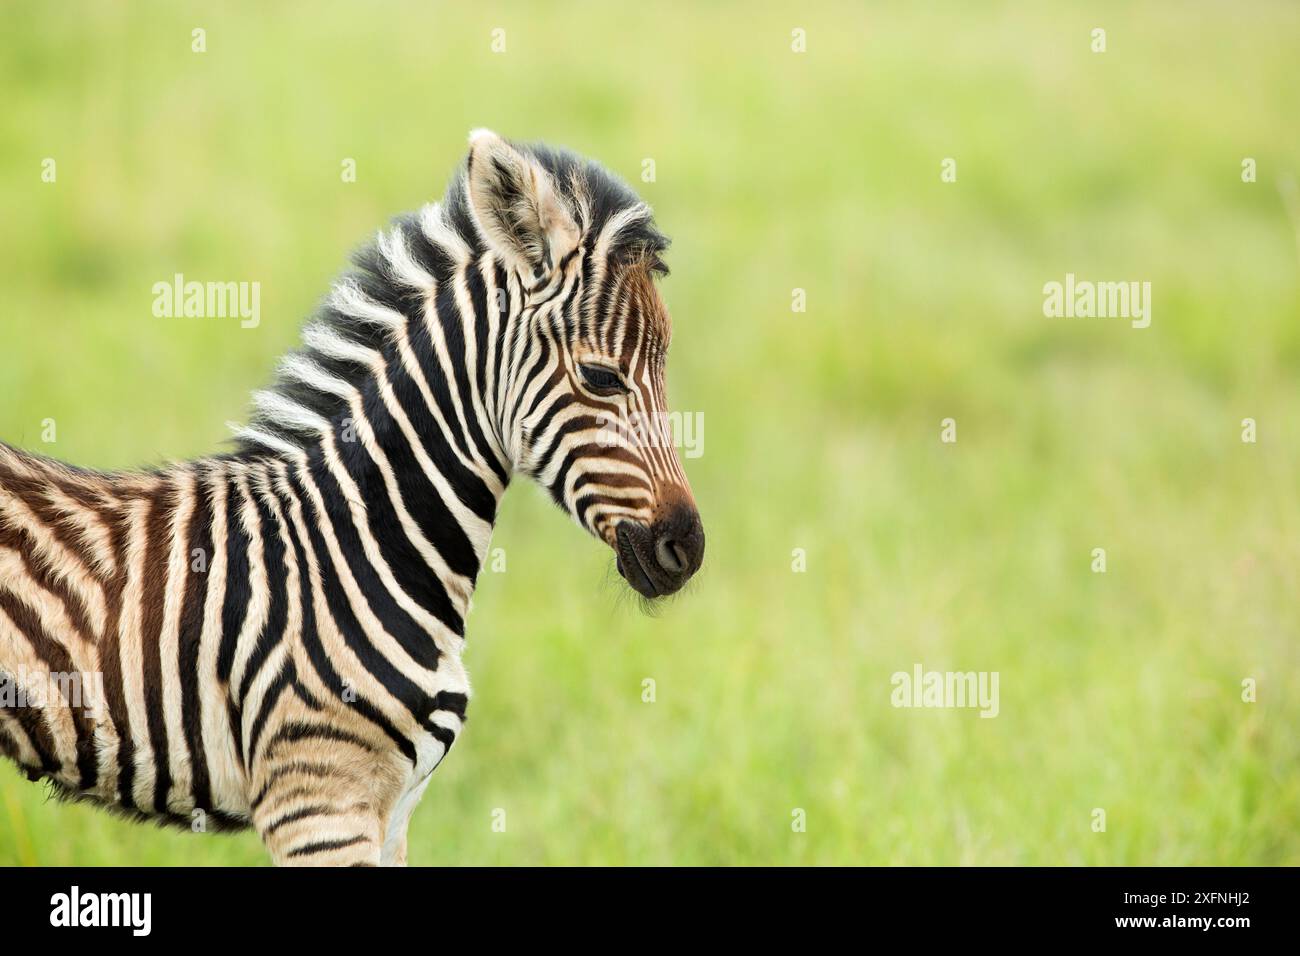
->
[0,131,704,865]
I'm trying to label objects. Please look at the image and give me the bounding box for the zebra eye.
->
[578,363,626,395]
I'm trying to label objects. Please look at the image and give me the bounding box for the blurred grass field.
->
[2,0,1299,865]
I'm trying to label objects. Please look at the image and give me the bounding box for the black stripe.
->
[263,803,335,835]
[217,479,252,684]
[177,471,214,810]
[571,470,653,497]
[227,697,244,771]
[250,761,335,809]
[246,666,289,763]
[286,834,367,859]
[139,484,174,813]
[0,722,19,761]
[291,678,325,711]
[422,718,456,751]
[266,720,377,754]
[430,690,468,721]
[467,261,494,431]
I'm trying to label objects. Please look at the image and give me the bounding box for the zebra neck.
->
[246,313,517,634]
[292,356,512,631]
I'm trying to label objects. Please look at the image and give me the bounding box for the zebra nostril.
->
[655,535,688,576]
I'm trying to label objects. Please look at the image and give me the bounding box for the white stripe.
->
[301,324,381,366]
[278,355,354,398]
[378,227,435,291]
[329,279,406,331]
[251,391,330,435]
[420,202,472,265]
[228,423,302,458]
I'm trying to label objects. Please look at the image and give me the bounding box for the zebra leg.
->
[248,739,406,867]
[252,773,386,866]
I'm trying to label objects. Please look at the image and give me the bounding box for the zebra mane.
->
[234,141,670,458]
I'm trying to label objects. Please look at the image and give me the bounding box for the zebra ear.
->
[465,129,580,280]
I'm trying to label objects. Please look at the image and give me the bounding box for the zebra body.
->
[0,131,703,865]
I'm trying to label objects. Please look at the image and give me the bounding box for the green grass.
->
[1,0,1298,865]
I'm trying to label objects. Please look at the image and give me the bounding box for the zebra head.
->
[463,131,704,599]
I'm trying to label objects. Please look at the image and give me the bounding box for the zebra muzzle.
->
[615,507,704,599]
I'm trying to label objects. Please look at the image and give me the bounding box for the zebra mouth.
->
[615,523,664,599]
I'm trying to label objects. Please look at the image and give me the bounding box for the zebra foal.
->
[0,130,704,865]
